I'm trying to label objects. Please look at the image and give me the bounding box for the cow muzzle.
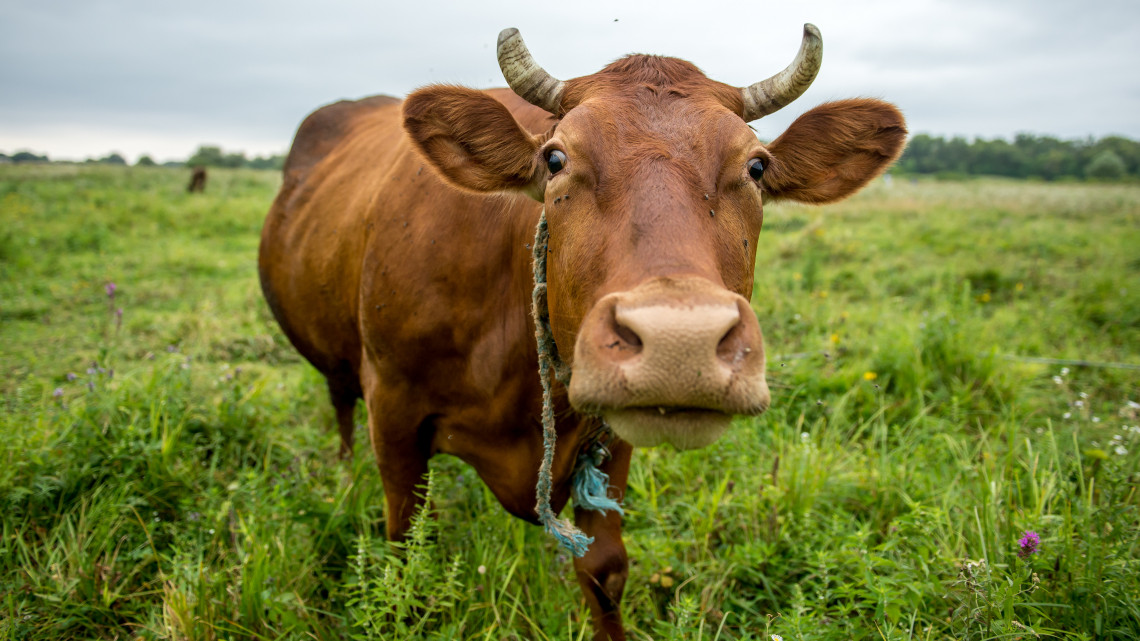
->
[568,277,770,450]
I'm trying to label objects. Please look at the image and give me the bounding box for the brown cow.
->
[259,25,904,640]
[187,166,207,193]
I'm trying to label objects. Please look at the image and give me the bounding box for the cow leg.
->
[573,439,633,641]
[361,374,432,540]
[325,369,362,460]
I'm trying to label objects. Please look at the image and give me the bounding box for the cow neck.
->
[530,209,622,557]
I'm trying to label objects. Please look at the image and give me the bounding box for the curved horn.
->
[497,28,565,114]
[740,24,823,121]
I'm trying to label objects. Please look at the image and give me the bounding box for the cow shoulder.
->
[284,95,401,184]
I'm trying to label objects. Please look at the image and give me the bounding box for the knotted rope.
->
[531,211,622,558]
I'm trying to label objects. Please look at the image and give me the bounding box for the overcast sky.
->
[2,0,1138,162]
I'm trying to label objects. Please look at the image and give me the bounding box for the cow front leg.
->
[573,439,632,641]
[361,373,432,540]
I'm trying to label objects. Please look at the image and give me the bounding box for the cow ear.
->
[761,99,907,204]
[403,86,544,200]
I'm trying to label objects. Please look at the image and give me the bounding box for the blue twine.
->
[531,210,621,558]
[571,446,624,516]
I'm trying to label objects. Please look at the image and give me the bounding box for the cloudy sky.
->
[2,0,1138,162]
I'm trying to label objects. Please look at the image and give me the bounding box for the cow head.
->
[403,26,906,449]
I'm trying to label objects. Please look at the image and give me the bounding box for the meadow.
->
[1,164,1138,640]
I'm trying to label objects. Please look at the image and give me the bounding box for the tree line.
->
[0,146,285,171]
[4,135,1140,180]
[895,133,1139,180]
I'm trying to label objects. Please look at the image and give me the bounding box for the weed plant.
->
[1,165,1138,639]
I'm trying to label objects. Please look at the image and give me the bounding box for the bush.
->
[1085,150,1127,180]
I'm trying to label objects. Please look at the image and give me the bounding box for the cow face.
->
[404,28,906,449]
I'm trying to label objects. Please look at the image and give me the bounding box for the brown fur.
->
[260,49,906,641]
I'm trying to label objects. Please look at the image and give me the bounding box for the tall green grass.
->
[1,165,1138,639]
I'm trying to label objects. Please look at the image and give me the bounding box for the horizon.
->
[5,130,1140,167]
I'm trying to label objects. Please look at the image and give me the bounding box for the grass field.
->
[1,164,1138,640]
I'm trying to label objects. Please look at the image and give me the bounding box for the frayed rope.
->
[531,210,621,557]
[572,444,624,516]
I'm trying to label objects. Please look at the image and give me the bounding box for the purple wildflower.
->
[52,387,64,399]
[1018,530,1040,559]
[105,282,117,298]
[66,372,77,381]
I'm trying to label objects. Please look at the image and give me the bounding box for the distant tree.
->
[1091,136,1140,176]
[1085,150,1127,180]
[12,151,49,163]
[186,145,225,168]
[222,152,247,168]
[896,133,1139,180]
[248,154,286,170]
[136,155,157,167]
[97,153,127,165]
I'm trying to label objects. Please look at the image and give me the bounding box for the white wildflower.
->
[1092,416,1100,423]
[1079,392,1089,399]
[1063,412,1072,419]
[1115,445,1128,456]
[1053,376,1063,385]
[1074,400,1084,408]
[1060,367,1070,376]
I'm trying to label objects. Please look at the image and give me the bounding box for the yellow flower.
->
[792,272,802,281]
[863,371,878,381]
[818,290,828,299]
[1015,282,1024,291]
[830,333,840,345]
[977,292,991,303]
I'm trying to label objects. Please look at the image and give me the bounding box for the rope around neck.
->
[531,211,622,558]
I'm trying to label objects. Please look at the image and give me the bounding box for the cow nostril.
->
[602,300,643,354]
[716,317,748,363]
[614,319,643,349]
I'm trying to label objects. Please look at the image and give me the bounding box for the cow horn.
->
[497,28,565,114]
[740,24,823,121]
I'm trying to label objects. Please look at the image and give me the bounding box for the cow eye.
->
[547,149,567,175]
[747,157,765,181]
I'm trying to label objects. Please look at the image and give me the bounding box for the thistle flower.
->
[1018,530,1040,559]
[105,282,116,297]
